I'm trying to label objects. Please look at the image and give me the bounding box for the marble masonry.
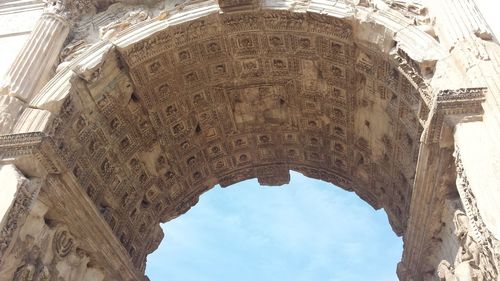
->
[0,0,499,280]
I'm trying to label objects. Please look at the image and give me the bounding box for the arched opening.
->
[146,172,403,280]
[9,2,448,280]
[2,1,500,281]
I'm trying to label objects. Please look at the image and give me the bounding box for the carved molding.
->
[451,147,500,280]
[0,176,41,265]
[0,1,497,281]
[425,87,486,144]
[218,0,258,12]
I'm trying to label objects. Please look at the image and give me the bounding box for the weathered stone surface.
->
[0,1,499,280]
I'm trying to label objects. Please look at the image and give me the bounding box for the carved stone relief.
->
[43,0,96,21]
[0,166,41,265]
[0,197,107,281]
[32,8,431,270]
[431,149,500,281]
[1,1,499,281]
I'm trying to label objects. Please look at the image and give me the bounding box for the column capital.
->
[43,0,95,22]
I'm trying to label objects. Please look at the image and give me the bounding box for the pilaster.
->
[0,13,70,102]
[0,0,95,103]
[428,0,493,49]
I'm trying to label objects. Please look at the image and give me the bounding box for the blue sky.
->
[146,171,402,281]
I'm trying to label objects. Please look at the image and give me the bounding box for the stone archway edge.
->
[1,1,499,281]
[25,1,446,120]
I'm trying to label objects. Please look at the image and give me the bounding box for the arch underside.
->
[33,8,431,272]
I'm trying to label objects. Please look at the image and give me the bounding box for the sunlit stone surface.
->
[0,1,499,280]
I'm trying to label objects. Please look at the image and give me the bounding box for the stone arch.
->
[19,0,437,272]
[1,1,499,281]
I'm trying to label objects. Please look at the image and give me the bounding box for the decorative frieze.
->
[0,2,498,281]
[424,87,486,144]
[434,148,500,281]
[0,166,40,265]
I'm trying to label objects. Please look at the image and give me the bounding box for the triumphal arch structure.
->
[0,0,499,280]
